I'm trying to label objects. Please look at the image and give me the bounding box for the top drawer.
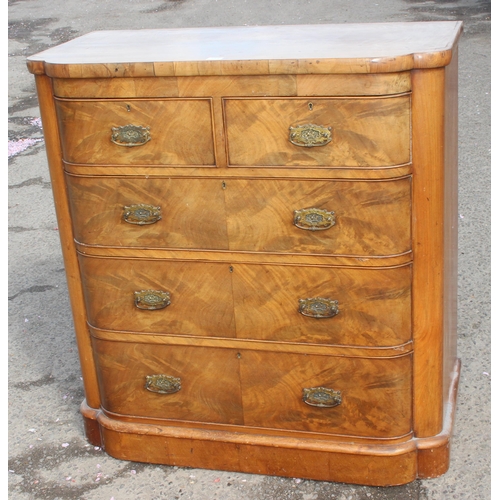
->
[224,95,410,167]
[54,98,215,166]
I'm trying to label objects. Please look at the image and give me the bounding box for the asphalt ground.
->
[8,1,491,499]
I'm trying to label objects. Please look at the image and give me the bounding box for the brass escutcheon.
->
[294,207,336,231]
[303,387,342,408]
[123,204,162,225]
[111,124,151,146]
[299,297,339,319]
[134,290,171,310]
[145,374,181,394]
[289,123,332,147]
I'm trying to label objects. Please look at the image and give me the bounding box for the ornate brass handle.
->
[123,204,162,225]
[299,297,339,319]
[294,207,336,231]
[303,387,342,408]
[145,375,181,394]
[134,290,171,310]
[111,124,151,146]
[289,124,332,147]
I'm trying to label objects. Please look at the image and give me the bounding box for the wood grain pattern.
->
[79,255,410,347]
[64,162,413,180]
[26,22,463,78]
[52,73,410,99]
[89,326,413,358]
[92,339,244,424]
[231,263,411,346]
[411,68,446,438]
[239,350,412,437]
[224,96,410,167]
[66,175,411,256]
[65,174,229,250]
[91,338,411,438]
[78,256,236,336]
[34,76,102,409]
[55,98,215,165]
[224,177,411,256]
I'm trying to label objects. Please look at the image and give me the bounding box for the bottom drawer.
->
[92,338,412,438]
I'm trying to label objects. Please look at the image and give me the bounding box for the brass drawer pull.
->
[123,204,162,225]
[134,290,171,310]
[299,297,339,319]
[303,387,342,408]
[145,374,181,394]
[289,123,332,147]
[294,207,336,231]
[111,124,151,146]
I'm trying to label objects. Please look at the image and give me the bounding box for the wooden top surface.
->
[27,22,463,78]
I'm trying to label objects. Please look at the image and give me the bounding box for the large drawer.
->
[67,175,411,257]
[79,256,411,347]
[92,339,412,438]
[224,96,410,167]
[55,98,215,166]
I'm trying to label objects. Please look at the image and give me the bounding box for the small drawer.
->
[224,96,410,167]
[231,263,411,347]
[65,174,229,250]
[55,98,215,165]
[78,256,236,337]
[239,350,412,438]
[92,339,244,424]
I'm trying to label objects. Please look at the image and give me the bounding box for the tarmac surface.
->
[8,0,491,499]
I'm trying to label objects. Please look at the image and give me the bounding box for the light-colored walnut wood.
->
[91,338,411,437]
[224,96,410,167]
[55,98,215,165]
[79,255,409,347]
[34,75,101,409]
[52,73,411,99]
[66,174,411,256]
[64,162,413,180]
[78,256,236,336]
[231,263,411,346]
[223,177,411,255]
[27,22,461,485]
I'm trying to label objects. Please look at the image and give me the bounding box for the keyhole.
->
[236,352,241,359]
[126,104,131,112]
[222,181,226,190]
[308,102,314,111]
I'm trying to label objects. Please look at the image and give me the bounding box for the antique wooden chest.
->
[27,22,462,485]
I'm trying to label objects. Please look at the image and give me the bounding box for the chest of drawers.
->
[27,22,462,486]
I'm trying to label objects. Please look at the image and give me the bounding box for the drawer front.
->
[55,98,215,165]
[80,257,410,347]
[92,339,412,438]
[92,339,244,424]
[225,177,411,256]
[224,96,410,167]
[66,175,229,250]
[232,263,411,346]
[79,256,236,336]
[67,176,411,257]
[240,350,412,437]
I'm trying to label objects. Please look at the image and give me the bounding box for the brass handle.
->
[303,387,342,408]
[111,124,151,146]
[123,204,162,225]
[294,207,336,231]
[289,124,332,147]
[299,297,339,319]
[145,375,181,394]
[134,290,171,310]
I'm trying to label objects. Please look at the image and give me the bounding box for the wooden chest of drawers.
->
[27,22,462,486]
